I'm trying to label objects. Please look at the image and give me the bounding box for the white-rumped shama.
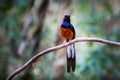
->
[60,15,76,73]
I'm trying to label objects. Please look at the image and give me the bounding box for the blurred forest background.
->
[0,0,120,80]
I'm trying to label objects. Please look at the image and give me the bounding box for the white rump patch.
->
[67,44,75,58]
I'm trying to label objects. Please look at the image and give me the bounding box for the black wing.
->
[71,24,75,39]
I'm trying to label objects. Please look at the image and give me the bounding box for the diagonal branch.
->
[7,37,120,80]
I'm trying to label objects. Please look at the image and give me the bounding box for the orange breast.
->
[60,27,73,40]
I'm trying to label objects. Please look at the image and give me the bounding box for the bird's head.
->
[63,14,70,22]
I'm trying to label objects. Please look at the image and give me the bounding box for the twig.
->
[7,37,120,80]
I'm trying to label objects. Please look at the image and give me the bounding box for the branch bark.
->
[7,37,120,80]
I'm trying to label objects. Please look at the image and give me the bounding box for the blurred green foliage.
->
[0,0,120,80]
[72,0,120,80]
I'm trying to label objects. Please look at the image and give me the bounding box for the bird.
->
[60,14,76,73]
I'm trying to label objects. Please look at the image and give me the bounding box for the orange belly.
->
[60,27,73,40]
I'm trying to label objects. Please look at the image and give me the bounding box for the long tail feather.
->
[67,58,71,73]
[66,44,76,72]
[71,56,76,72]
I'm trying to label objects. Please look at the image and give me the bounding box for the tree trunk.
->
[20,0,49,80]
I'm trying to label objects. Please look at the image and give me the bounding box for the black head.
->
[63,15,70,22]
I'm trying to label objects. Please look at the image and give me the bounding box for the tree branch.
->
[7,37,120,80]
